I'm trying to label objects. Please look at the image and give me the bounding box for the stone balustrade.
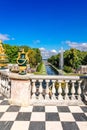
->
[29,75,83,105]
[0,73,11,98]
[0,72,86,106]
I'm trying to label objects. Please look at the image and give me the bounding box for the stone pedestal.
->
[0,72,32,107]
[9,79,31,106]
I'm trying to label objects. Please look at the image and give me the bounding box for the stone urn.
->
[17,48,28,75]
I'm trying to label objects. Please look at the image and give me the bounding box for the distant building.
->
[77,65,87,74]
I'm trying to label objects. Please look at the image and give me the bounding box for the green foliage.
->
[36,62,43,72]
[27,48,42,68]
[34,48,42,64]
[48,48,87,73]
[36,62,47,75]
[3,44,19,63]
[3,43,42,66]
[64,49,81,69]
[48,54,59,68]
[20,45,30,52]
[63,66,73,73]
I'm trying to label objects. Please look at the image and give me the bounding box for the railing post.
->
[71,80,76,100]
[39,79,43,99]
[45,80,50,100]
[58,80,63,100]
[32,79,36,99]
[64,80,69,100]
[78,80,82,100]
[52,80,56,100]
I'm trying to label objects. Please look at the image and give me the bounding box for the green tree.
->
[33,48,42,64]
[64,48,80,70]
[3,44,19,63]
[27,49,37,67]
[20,45,30,52]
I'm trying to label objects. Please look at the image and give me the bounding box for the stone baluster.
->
[71,80,76,100]
[0,76,1,92]
[77,80,82,100]
[1,78,4,93]
[2,79,4,86]
[32,79,36,99]
[45,80,50,100]
[39,79,43,99]
[52,80,56,100]
[0,78,3,93]
[5,78,8,88]
[8,79,11,98]
[58,80,63,100]
[64,80,69,100]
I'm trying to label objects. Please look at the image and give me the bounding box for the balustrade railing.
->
[29,75,83,105]
[0,74,11,98]
[0,73,85,105]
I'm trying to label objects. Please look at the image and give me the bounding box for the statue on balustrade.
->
[0,40,9,68]
[17,48,29,75]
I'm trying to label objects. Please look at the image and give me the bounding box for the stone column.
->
[8,73,31,106]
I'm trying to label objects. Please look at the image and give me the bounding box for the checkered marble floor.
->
[0,95,87,130]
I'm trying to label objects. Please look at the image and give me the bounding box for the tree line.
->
[48,48,87,73]
[3,43,42,68]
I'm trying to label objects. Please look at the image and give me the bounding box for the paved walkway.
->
[0,94,87,130]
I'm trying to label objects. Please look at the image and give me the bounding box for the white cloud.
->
[0,33,15,41]
[65,40,87,51]
[39,47,46,51]
[50,49,57,53]
[33,40,40,44]
[0,33,10,41]
[39,47,57,59]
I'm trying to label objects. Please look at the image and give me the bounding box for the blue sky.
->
[0,0,87,57]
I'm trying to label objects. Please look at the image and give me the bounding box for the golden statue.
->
[17,48,29,74]
[0,40,9,68]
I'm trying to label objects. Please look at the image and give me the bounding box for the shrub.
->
[63,66,73,73]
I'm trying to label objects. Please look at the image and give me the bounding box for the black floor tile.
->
[57,106,70,112]
[81,106,87,112]
[73,113,87,121]
[0,112,4,118]
[46,113,60,121]
[29,122,45,130]
[16,112,31,121]
[0,100,9,105]
[0,121,13,130]
[0,96,5,100]
[33,106,45,112]
[6,106,20,112]
[62,122,79,130]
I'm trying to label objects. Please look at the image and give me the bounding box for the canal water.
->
[45,65,59,75]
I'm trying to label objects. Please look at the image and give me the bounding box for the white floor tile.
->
[0,112,18,121]
[69,106,83,113]
[30,112,45,121]
[19,106,33,112]
[45,106,58,112]
[46,122,63,130]
[85,113,87,116]
[77,122,87,130]
[11,121,30,130]
[0,105,9,112]
[59,113,75,121]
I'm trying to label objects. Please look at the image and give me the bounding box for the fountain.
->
[59,47,64,70]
